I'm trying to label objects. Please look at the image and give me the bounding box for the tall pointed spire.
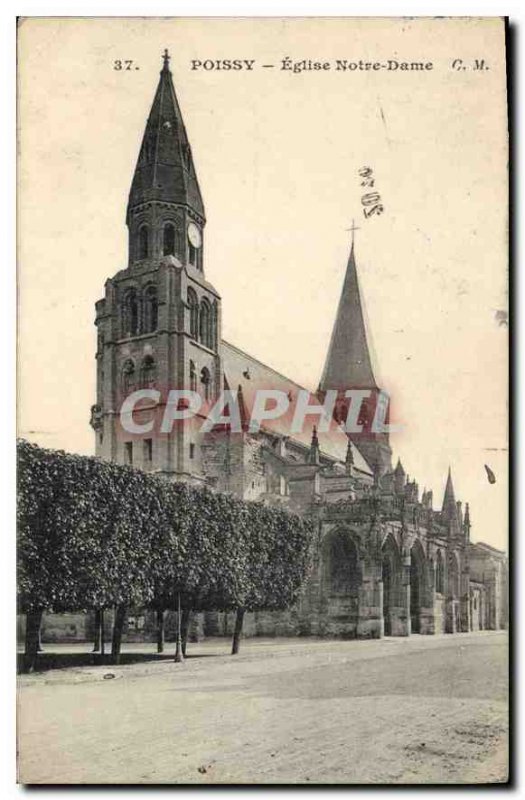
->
[464,502,471,535]
[441,468,461,535]
[345,436,354,474]
[394,458,405,494]
[127,50,205,222]
[319,241,377,392]
[308,426,321,465]
[394,457,405,474]
[441,467,456,515]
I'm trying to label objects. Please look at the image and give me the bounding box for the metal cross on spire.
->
[345,218,360,248]
[162,48,171,70]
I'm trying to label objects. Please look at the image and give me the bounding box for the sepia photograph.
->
[16,16,509,785]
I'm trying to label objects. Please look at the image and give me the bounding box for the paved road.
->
[18,631,508,784]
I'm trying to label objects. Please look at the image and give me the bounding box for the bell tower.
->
[91,50,222,482]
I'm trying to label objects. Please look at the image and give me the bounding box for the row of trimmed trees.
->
[17,440,313,671]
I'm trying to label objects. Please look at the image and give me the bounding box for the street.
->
[17,630,508,784]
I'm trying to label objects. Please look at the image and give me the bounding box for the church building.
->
[88,51,507,641]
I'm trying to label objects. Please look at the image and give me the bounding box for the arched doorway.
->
[410,541,426,634]
[321,530,361,638]
[382,534,402,636]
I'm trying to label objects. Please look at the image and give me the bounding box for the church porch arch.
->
[410,540,434,635]
[319,528,362,639]
[382,533,408,636]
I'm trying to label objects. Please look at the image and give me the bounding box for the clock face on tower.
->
[187,222,202,249]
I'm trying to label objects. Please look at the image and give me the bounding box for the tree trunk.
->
[111,604,127,664]
[181,608,192,657]
[231,608,245,655]
[156,609,165,654]
[174,593,184,663]
[92,609,101,652]
[100,608,106,657]
[37,618,44,652]
[24,610,43,672]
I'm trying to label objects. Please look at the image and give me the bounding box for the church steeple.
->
[94,50,222,478]
[319,241,377,392]
[318,239,391,478]
[126,50,205,270]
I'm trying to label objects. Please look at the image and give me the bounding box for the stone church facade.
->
[81,51,508,643]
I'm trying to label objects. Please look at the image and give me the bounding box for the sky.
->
[17,17,508,550]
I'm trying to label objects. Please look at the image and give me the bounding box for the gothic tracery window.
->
[143,285,158,333]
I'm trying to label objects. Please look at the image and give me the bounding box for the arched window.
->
[143,285,158,333]
[187,288,199,339]
[211,301,218,351]
[138,225,149,260]
[189,360,197,392]
[122,289,139,336]
[436,550,444,594]
[163,223,176,256]
[199,298,212,348]
[201,367,211,402]
[122,359,136,394]
[141,355,156,388]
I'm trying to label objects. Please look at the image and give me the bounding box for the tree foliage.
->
[17,439,313,622]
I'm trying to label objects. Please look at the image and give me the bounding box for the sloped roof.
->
[221,339,373,476]
[469,541,507,559]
